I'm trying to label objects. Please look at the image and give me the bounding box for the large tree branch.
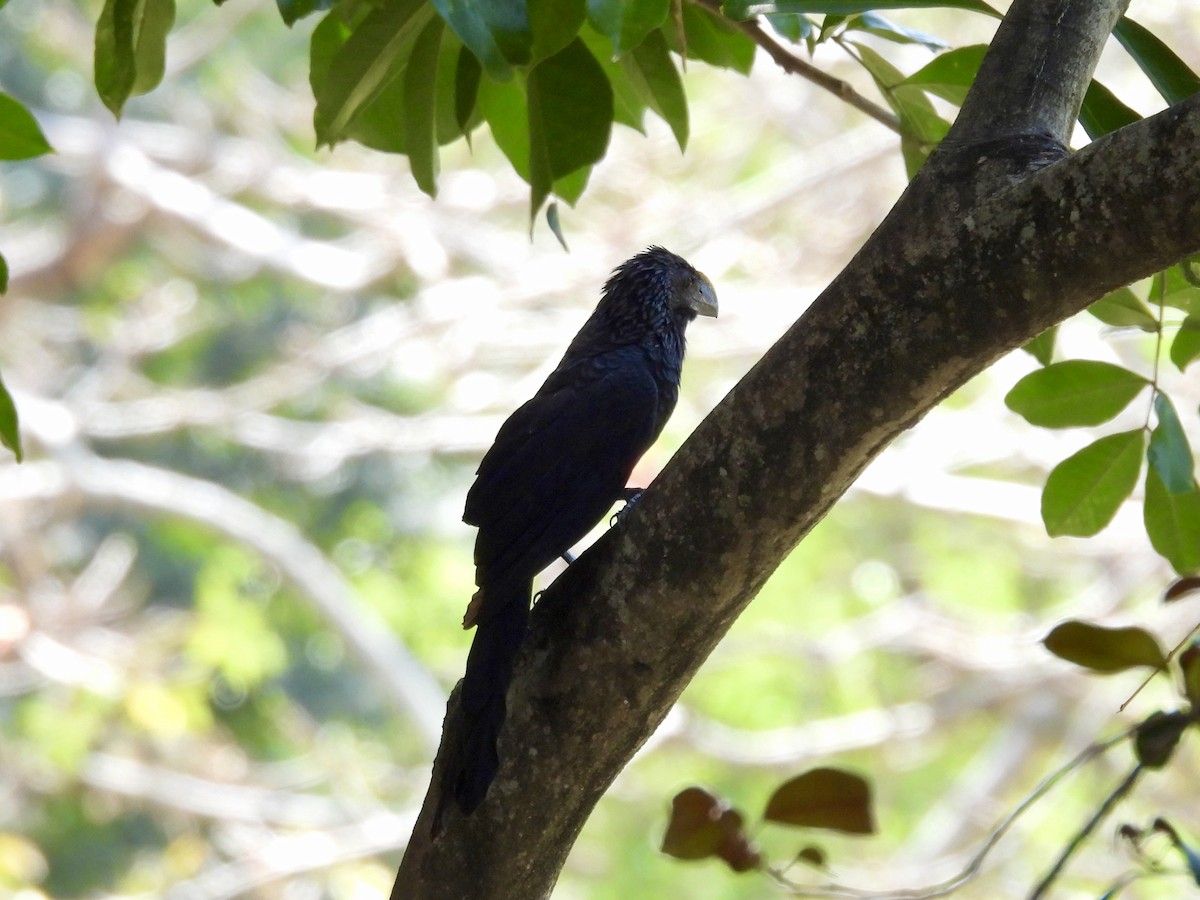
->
[953,0,1114,142]
[395,1,1200,895]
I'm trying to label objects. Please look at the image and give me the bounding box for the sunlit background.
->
[1,0,1198,897]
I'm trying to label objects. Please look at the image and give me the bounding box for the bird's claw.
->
[610,488,645,527]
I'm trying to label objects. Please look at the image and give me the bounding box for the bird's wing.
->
[465,345,662,584]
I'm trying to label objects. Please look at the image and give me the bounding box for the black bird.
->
[441,247,717,822]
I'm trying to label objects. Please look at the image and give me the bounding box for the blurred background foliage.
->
[0,0,1198,897]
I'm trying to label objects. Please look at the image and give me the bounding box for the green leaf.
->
[1079,79,1141,140]
[552,164,591,206]
[526,37,612,217]
[1005,361,1148,428]
[1043,620,1166,674]
[1021,326,1056,366]
[901,44,985,106]
[1041,430,1144,537]
[0,369,21,463]
[1157,263,1200,314]
[0,93,53,160]
[587,0,669,57]
[453,41,483,138]
[854,43,949,172]
[529,0,586,63]
[1171,315,1200,371]
[479,74,531,180]
[132,0,174,97]
[623,27,687,150]
[1134,710,1189,769]
[849,40,903,86]
[312,15,400,151]
[669,4,755,74]
[850,12,945,51]
[310,8,399,153]
[1087,286,1159,332]
[818,14,847,42]
[1148,394,1196,495]
[312,11,472,158]
[312,0,434,147]
[309,7,351,90]
[580,24,647,131]
[0,252,7,294]
[94,0,177,117]
[401,16,444,196]
[433,0,530,79]
[764,13,814,44]
[276,0,332,27]
[723,1,1000,17]
[763,768,876,834]
[434,32,479,145]
[1113,17,1200,107]
[1145,467,1200,575]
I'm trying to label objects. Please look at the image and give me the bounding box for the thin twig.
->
[693,0,901,134]
[1121,619,1200,712]
[1028,763,1144,899]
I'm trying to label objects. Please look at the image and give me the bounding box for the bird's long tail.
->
[437,579,530,827]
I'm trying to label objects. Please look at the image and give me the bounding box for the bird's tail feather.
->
[437,580,530,826]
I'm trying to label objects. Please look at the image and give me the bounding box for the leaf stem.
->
[1144,269,1167,432]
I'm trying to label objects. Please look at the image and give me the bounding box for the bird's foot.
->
[462,590,484,629]
[610,488,645,527]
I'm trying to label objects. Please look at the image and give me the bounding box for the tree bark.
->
[395,0,1200,896]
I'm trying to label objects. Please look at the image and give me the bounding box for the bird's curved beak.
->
[690,274,719,318]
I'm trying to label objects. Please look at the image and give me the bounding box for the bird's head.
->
[608,245,717,323]
[669,263,719,322]
[588,247,718,347]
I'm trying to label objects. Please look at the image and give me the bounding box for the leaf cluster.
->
[57,1,1200,242]
[661,767,874,877]
[6,0,1199,259]
[1006,268,1200,575]
[306,0,717,228]
[1043,577,1200,773]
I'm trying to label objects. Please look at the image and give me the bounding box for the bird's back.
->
[466,341,671,587]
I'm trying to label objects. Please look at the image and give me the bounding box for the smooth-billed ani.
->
[440,247,717,823]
